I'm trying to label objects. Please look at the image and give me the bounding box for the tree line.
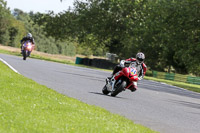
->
[0,0,200,76]
[33,0,200,75]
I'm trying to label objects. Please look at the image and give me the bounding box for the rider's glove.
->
[138,76,143,80]
[120,60,125,67]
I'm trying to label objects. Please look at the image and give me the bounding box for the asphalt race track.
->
[1,54,200,133]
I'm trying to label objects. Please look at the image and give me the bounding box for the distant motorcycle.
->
[102,63,139,97]
[22,41,34,60]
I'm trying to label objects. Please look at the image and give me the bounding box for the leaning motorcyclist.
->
[107,52,147,91]
[20,33,35,54]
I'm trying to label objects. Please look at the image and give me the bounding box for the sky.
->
[5,0,76,14]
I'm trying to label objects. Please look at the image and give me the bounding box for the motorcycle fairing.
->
[23,41,32,51]
[113,67,138,90]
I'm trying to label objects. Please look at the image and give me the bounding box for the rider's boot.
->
[106,76,116,91]
[130,81,137,92]
[111,77,116,90]
[27,52,31,57]
[106,74,113,84]
[20,46,23,54]
[130,88,137,92]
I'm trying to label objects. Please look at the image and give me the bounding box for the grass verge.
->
[0,61,157,132]
[144,77,200,93]
[0,49,74,65]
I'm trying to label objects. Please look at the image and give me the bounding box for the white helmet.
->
[136,52,145,64]
[27,33,32,38]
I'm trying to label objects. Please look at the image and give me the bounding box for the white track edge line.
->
[0,58,20,74]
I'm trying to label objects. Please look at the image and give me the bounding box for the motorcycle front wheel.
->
[111,81,126,97]
[23,50,27,60]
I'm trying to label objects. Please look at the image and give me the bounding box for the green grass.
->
[0,49,21,56]
[0,62,157,133]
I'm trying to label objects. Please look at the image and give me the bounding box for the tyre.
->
[102,85,109,95]
[111,81,126,97]
[23,50,26,60]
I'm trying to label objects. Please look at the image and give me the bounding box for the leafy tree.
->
[39,0,200,75]
[0,0,10,45]
[0,0,26,47]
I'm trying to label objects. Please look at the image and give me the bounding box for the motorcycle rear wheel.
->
[111,81,126,97]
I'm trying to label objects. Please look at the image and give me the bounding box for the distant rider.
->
[107,52,147,91]
[20,33,35,54]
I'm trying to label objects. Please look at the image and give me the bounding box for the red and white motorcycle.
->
[102,62,139,97]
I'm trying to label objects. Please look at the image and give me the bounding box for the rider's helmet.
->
[27,33,32,38]
[136,52,145,64]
